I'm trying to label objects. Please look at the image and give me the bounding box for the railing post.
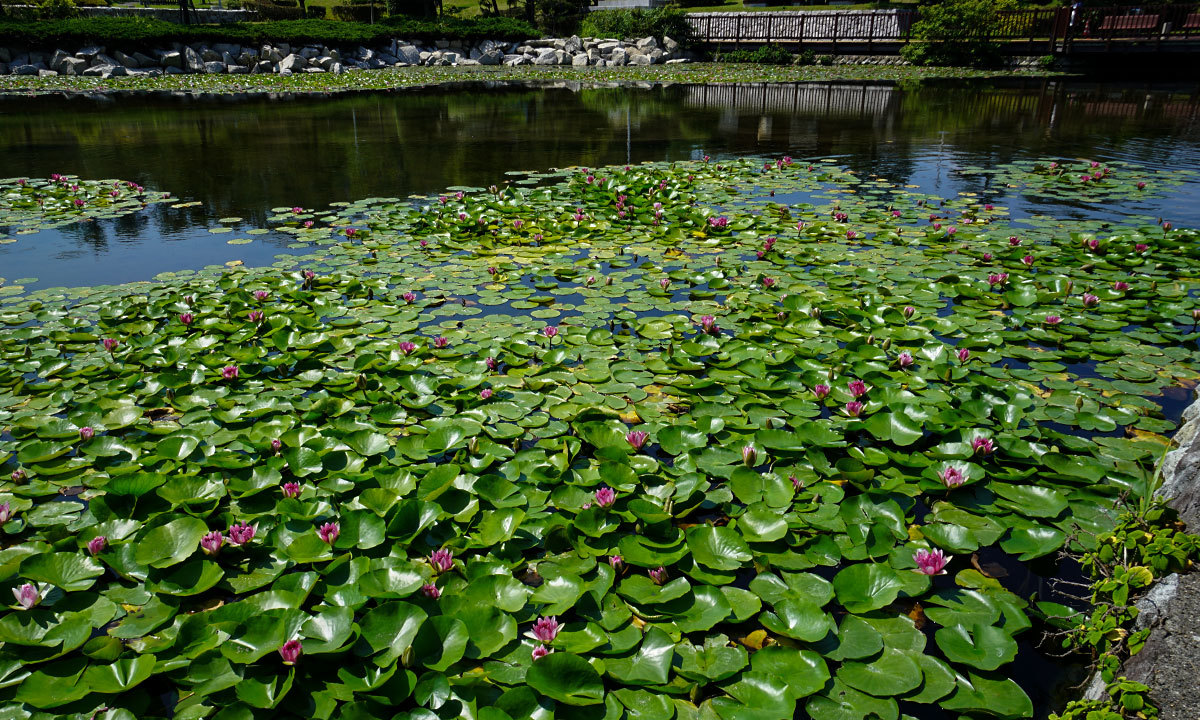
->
[736,13,743,46]
[867,11,875,53]
[798,14,805,45]
[832,13,839,54]
[766,14,772,45]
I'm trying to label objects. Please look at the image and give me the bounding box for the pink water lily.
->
[420,239,429,248]
[228,523,256,546]
[971,436,995,456]
[102,338,119,352]
[1045,315,1062,325]
[1022,255,1034,267]
[0,502,10,523]
[761,277,776,289]
[11,470,25,483]
[344,228,357,238]
[421,583,441,599]
[430,548,454,573]
[87,536,107,556]
[200,531,224,555]
[254,290,269,301]
[403,292,416,303]
[12,583,39,610]
[609,555,623,569]
[699,315,719,336]
[626,430,649,451]
[987,273,1008,287]
[530,616,561,644]
[1113,281,1130,292]
[982,253,993,261]
[844,401,864,418]
[594,487,617,508]
[248,311,263,323]
[914,548,950,575]
[813,384,831,400]
[1008,236,1021,247]
[433,336,449,349]
[1082,293,1100,308]
[399,341,416,356]
[649,566,668,585]
[279,639,302,665]
[957,348,970,363]
[708,216,728,229]
[1135,243,1149,253]
[179,313,194,326]
[940,465,966,488]
[897,352,914,369]
[221,366,239,381]
[659,278,671,290]
[282,482,301,499]
[303,220,314,228]
[317,522,339,545]
[485,356,498,370]
[532,645,552,661]
[271,439,282,453]
[79,426,94,442]
[742,445,758,467]
[903,306,915,319]
[1137,181,1146,190]
[542,326,558,339]
[480,388,493,400]
[847,380,868,397]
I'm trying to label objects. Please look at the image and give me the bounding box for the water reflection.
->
[0,78,1197,289]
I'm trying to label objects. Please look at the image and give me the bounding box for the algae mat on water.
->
[0,155,1197,719]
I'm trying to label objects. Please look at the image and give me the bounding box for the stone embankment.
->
[0,34,689,77]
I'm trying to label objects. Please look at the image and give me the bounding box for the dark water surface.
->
[0,78,1198,290]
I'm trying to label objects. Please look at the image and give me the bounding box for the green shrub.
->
[37,0,77,19]
[250,1,306,20]
[535,0,586,36]
[331,2,378,22]
[304,3,325,18]
[579,7,694,46]
[899,0,1015,67]
[711,43,793,64]
[0,16,539,48]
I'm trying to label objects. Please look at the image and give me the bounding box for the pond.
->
[1,78,1199,289]
[1,78,1200,720]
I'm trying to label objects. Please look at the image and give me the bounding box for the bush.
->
[304,3,325,18]
[37,0,77,19]
[711,43,793,64]
[536,0,586,36]
[0,16,539,48]
[579,7,693,45]
[250,1,306,20]
[331,2,378,22]
[899,0,1015,67]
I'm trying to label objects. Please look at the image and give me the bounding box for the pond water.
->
[1,78,1199,290]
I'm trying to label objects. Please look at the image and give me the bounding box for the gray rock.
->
[648,48,664,62]
[300,46,320,60]
[252,60,274,74]
[113,50,139,68]
[419,51,432,63]
[478,49,502,66]
[200,47,221,62]
[629,52,652,66]
[597,40,621,52]
[278,53,308,72]
[664,58,689,65]
[366,58,387,69]
[564,35,583,54]
[377,52,399,65]
[609,47,627,66]
[316,55,336,70]
[59,57,88,75]
[183,46,204,73]
[12,64,38,76]
[395,45,421,65]
[203,61,226,74]
[662,35,679,54]
[212,43,239,56]
[76,45,104,60]
[357,46,375,61]
[594,59,606,67]
[330,62,345,74]
[503,55,528,66]
[442,52,459,64]
[571,52,588,67]
[533,48,558,66]
[50,49,70,72]
[38,68,58,77]
[227,64,250,74]
[277,43,291,56]
[92,53,121,69]
[160,51,183,69]
[165,65,187,75]
[458,58,480,66]
[636,36,658,51]
[304,66,325,73]
[82,64,114,77]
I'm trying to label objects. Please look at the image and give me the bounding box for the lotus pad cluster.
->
[0,175,169,247]
[0,156,1197,720]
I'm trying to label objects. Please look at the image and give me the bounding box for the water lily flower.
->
[271,439,282,453]
[971,436,995,456]
[940,465,966,488]
[595,487,616,508]
[982,253,993,261]
[946,226,957,235]
[303,271,315,281]
[1008,236,1021,246]
[648,566,668,585]
[914,548,950,575]
[626,430,648,451]
[847,380,868,397]
[200,531,225,555]
[345,228,357,238]
[12,583,39,610]
[79,427,94,442]
[699,315,719,335]
[790,475,804,491]
[0,502,11,523]
[420,239,429,248]
[279,639,302,665]
[282,482,301,499]
[847,230,857,239]
[248,311,264,324]
[485,356,498,371]
[459,213,468,221]
[254,290,269,301]
[303,220,314,228]
[399,341,416,356]
[987,273,1008,287]
[984,204,994,211]
[703,155,711,162]
[530,616,561,644]
[659,278,670,290]
[1022,255,1034,267]
[892,210,902,217]
[933,223,941,231]
[708,216,728,229]
[1113,281,1130,292]
[1082,293,1100,308]
[1163,222,1173,232]
[762,277,776,289]
[1085,238,1099,251]
[573,210,585,222]
[421,583,441,599]
[609,555,623,569]
[87,536,107,556]
[1045,315,1062,325]
[742,445,758,467]
[813,384,831,400]
[902,306,915,319]
[480,388,493,400]
[221,366,239,381]
[179,313,194,326]
[897,352,914,369]
[430,549,454,573]
[10,470,25,483]
[438,196,448,205]
[402,292,417,305]
[433,336,449,349]
[844,401,864,418]
[1136,243,1149,253]
[228,523,256,546]
[532,645,552,661]
[317,522,339,545]
[1193,309,1200,322]
[542,326,558,339]
[1137,182,1146,190]
[102,338,119,352]
[585,276,596,286]
[957,348,970,363]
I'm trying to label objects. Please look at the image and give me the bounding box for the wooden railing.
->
[685,5,1200,50]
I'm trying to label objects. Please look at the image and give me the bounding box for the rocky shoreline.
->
[0,34,691,78]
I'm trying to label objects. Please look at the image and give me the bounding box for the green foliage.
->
[900,0,1015,67]
[535,0,586,37]
[712,43,807,65]
[36,0,77,20]
[304,3,326,18]
[1051,678,1159,720]
[0,15,538,48]
[0,155,1197,718]
[579,6,694,45]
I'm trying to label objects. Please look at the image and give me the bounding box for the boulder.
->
[227,64,250,74]
[663,35,679,54]
[203,61,226,74]
[330,62,345,74]
[396,45,421,64]
[571,52,588,67]
[277,43,292,56]
[316,55,336,70]
[503,55,528,66]
[59,57,88,75]
[629,52,652,66]
[76,45,104,61]
[458,58,480,65]
[442,52,459,64]
[49,49,70,72]
[252,60,274,74]
[299,46,320,60]
[165,65,186,75]
[664,58,689,65]
[91,53,121,68]
[201,47,221,62]
[38,68,57,76]
[12,64,38,76]
[131,52,156,68]
[648,48,664,62]
[160,51,183,69]
[183,46,204,73]
[478,49,502,66]
[597,40,621,52]
[278,53,308,72]
[609,47,627,66]
[212,43,239,56]
[113,50,139,68]
[82,64,115,76]
[304,66,325,73]
[378,52,399,65]
[564,35,583,54]
[636,36,658,51]
[533,48,558,65]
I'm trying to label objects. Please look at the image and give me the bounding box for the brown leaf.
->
[971,553,1009,579]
